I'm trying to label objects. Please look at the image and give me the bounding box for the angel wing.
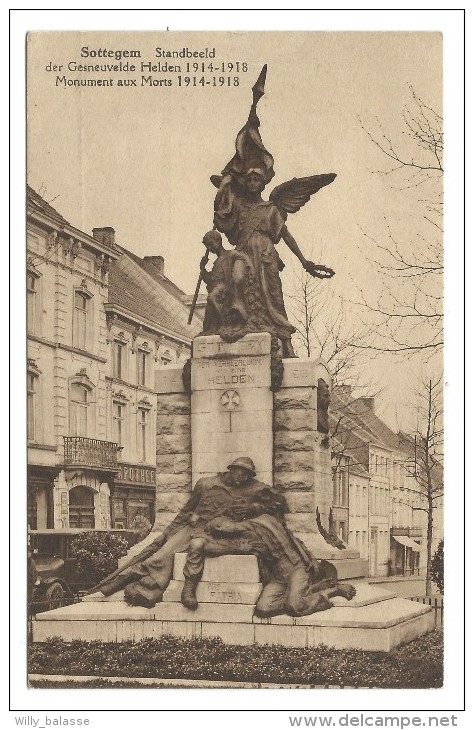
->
[269,173,336,214]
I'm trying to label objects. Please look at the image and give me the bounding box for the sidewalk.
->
[368,577,441,598]
[28,674,361,690]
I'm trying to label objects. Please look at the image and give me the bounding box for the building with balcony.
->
[27,190,201,532]
[100,233,202,531]
[27,187,120,530]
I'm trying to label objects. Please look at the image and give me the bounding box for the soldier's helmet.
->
[227,457,256,477]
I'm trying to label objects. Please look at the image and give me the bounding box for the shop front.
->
[111,463,156,531]
[27,465,58,530]
[390,531,422,576]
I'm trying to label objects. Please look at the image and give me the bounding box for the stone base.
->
[326,559,369,580]
[32,589,434,652]
[293,533,368,579]
[34,555,434,653]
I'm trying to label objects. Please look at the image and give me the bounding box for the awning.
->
[392,535,421,552]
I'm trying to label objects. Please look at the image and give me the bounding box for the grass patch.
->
[29,630,443,689]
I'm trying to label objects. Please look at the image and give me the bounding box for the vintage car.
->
[28,528,138,613]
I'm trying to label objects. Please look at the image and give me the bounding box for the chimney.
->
[144,255,165,275]
[92,227,115,247]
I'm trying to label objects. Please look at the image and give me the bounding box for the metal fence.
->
[408,595,444,626]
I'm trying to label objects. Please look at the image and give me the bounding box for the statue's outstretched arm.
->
[281,226,335,279]
[281,225,307,266]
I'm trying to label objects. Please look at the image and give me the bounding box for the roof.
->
[330,390,387,451]
[27,185,70,227]
[330,388,443,490]
[27,186,119,258]
[123,247,187,300]
[27,186,200,342]
[108,261,194,342]
[343,397,400,451]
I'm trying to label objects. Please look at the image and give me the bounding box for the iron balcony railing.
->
[64,436,120,469]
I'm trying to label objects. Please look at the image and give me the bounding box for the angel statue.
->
[193,65,336,358]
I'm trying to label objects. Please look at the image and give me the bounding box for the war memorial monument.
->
[31,66,434,653]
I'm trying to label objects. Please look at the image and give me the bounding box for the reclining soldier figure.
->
[93,456,355,615]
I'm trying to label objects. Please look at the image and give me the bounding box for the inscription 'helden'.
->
[191,355,270,390]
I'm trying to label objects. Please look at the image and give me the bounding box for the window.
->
[113,402,125,447]
[332,471,338,505]
[337,521,348,543]
[70,383,89,436]
[137,350,148,386]
[160,349,172,367]
[73,291,88,350]
[138,408,148,461]
[27,373,37,440]
[113,341,125,379]
[111,498,126,529]
[68,486,95,528]
[332,468,348,507]
[27,273,38,335]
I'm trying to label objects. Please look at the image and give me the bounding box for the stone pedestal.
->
[275,356,367,578]
[33,335,436,654]
[35,554,434,652]
[151,335,366,578]
[191,333,273,485]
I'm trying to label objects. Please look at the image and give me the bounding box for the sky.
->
[27,30,444,430]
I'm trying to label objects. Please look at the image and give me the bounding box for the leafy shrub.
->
[431,539,444,594]
[29,630,443,688]
[69,532,130,586]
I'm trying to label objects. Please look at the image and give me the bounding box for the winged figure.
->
[200,65,336,356]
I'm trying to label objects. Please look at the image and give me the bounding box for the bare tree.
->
[356,87,443,357]
[286,266,381,479]
[396,374,444,595]
[287,265,377,388]
[360,87,443,190]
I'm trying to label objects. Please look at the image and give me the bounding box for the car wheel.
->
[45,583,64,610]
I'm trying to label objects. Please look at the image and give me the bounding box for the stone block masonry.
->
[273,359,332,532]
[153,349,333,539]
[154,377,192,531]
[151,345,365,576]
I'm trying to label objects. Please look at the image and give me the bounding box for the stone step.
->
[330,581,396,607]
[84,582,264,605]
[162,580,262,604]
[172,553,260,582]
[36,595,429,627]
[35,600,256,623]
[326,559,369,580]
[85,579,393,609]
[32,596,434,652]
